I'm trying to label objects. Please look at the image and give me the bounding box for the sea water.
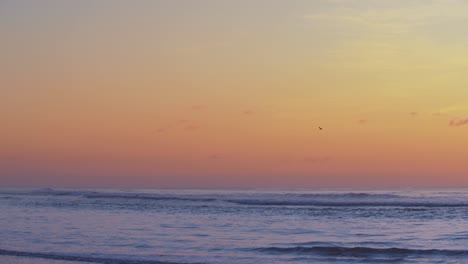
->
[1,188,468,264]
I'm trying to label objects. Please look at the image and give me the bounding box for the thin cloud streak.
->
[357,119,368,125]
[208,153,229,160]
[449,118,468,127]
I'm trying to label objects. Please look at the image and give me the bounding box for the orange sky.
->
[1,1,468,188]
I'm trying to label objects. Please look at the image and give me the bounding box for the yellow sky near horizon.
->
[1,0,468,188]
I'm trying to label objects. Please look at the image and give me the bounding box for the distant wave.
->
[31,188,89,196]
[0,249,201,264]
[255,246,468,257]
[227,200,468,207]
[85,193,217,202]
[224,192,468,207]
[0,188,95,197]
[0,189,216,202]
[4,189,468,207]
[283,193,401,198]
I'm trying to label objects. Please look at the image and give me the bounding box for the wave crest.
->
[85,193,217,202]
[4,189,468,208]
[256,246,468,257]
[0,248,198,264]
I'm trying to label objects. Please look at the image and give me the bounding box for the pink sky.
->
[2,1,468,188]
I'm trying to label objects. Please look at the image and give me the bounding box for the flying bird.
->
[318,127,323,130]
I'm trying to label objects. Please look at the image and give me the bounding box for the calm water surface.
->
[1,188,468,263]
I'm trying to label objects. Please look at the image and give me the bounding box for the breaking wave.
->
[3,188,468,207]
[255,246,468,257]
[227,200,468,207]
[85,193,217,202]
[0,248,198,264]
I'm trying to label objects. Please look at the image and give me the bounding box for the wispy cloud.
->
[303,1,468,73]
[438,103,468,114]
[242,110,255,115]
[357,119,368,125]
[304,2,468,35]
[156,119,199,133]
[449,118,468,127]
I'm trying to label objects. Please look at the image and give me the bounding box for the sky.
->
[1,0,468,188]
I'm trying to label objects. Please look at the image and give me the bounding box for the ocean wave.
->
[0,189,216,203]
[0,188,95,197]
[4,189,468,208]
[31,188,86,196]
[85,194,217,202]
[226,199,468,207]
[284,193,401,198]
[255,246,468,257]
[0,249,201,264]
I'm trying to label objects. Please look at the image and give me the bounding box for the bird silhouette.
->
[319,127,323,130]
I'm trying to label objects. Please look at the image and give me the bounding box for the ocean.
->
[1,188,468,264]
